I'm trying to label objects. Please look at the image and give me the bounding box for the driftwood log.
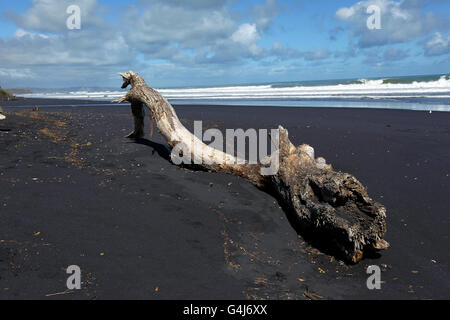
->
[115,71,389,263]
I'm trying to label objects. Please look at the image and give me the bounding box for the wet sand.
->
[0,99,449,299]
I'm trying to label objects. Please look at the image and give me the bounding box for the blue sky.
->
[0,0,449,88]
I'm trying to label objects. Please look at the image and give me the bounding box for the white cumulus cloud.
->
[424,32,450,56]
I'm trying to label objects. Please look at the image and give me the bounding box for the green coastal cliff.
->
[0,88,14,101]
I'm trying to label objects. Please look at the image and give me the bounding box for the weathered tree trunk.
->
[115,71,389,263]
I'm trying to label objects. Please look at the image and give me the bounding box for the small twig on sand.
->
[45,290,74,297]
[303,290,323,300]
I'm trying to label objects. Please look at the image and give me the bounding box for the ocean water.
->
[18,74,450,111]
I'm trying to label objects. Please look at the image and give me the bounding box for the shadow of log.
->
[131,138,171,161]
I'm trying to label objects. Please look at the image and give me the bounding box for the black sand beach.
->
[0,98,449,299]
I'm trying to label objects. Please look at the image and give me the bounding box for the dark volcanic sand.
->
[0,99,449,300]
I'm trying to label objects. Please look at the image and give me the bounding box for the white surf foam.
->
[19,76,450,101]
